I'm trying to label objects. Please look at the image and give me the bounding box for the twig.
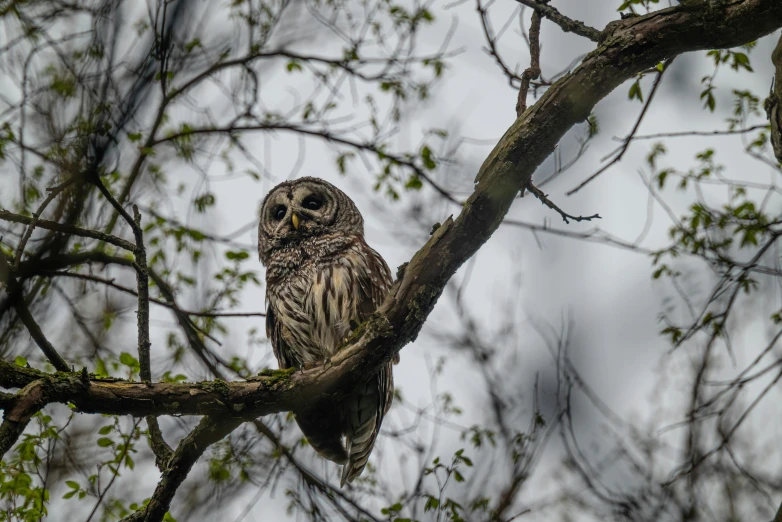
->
[0,249,70,371]
[146,416,173,470]
[631,124,769,141]
[525,182,601,224]
[516,1,544,116]
[121,416,244,522]
[477,0,523,88]
[94,178,141,237]
[40,271,226,345]
[567,58,674,195]
[0,209,136,252]
[132,206,151,383]
[513,0,601,42]
[85,419,144,522]
[150,123,462,205]
[12,177,79,271]
[130,205,174,468]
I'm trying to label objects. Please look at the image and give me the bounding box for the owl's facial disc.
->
[263,182,335,241]
[259,177,365,265]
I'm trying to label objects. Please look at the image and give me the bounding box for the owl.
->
[258,176,396,486]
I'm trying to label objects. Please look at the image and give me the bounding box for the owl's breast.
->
[267,254,357,365]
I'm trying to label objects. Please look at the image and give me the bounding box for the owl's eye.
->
[302,195,322,211]
[274,206,286,220]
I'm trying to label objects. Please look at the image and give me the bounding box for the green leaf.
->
[225,251,250,261]
[405,174,423,190]
[98,425,112,435]
[66,480,79,490]
[14,355,27,366]
[420,145,436,170]
[97,437,114,447]
[119,352,140,368]
[628,80,643,103]
[286,61,303,72]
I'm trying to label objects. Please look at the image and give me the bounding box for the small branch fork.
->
[525,183,601,224]
[516,0,546,117]
[515,0,599,224]
[0,249,70,372]
[514,0,601,43]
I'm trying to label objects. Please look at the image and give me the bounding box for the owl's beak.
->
[291,212,301,230]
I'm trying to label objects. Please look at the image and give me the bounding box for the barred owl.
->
[258,177,395,486]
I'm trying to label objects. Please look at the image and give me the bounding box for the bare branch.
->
[525,182,601,223]
[12,177,79,271]
[0,380,47,459]
[567,57,673,195]
[513,0,601,42]
[122,416,244,522]
[40,269,263,319]
[0,249,70,372]
[516,2,543,116]
[0,209,136,252]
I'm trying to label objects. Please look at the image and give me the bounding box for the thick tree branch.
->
[0,380,48,459]
[767,33,782,163]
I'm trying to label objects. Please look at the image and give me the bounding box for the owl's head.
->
[258,177,364,263]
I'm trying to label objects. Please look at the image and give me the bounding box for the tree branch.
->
[122,416,243,522]
[516,1,544,116]
[567,56,673,195]
[0,209,136,252]
[514,0,601,43]
[0,380,48,459]
[766,33,782,162]
[0,250,70,372]
[525,182,601,223]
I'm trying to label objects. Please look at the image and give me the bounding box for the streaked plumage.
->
[258,177,395,486]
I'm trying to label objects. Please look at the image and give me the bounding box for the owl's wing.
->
[266,303,295,370]
[341,240,396,486]
[353,242,397,408]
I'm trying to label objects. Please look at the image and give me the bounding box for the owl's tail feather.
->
[295,407,348,465]
[340,365,392,487]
